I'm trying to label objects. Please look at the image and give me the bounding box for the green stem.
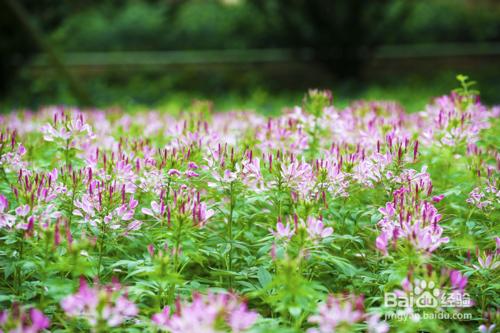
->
[39,231,51,306]
[162,177,172,228]
[227,182,235,289]
[64,139,71,168]
[0,166,11,188]
[67,182,77,229]
[167,216,183,304]
[97,224,106,280]
[16,234,24,295]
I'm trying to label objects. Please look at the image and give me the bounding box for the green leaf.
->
[257,266,272,288]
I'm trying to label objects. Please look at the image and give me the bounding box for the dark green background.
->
[1,0,499,112]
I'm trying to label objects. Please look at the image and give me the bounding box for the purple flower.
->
[307,294,364,333]
[479,324,496,333]
[305,217,333,240]
[168,169,182,177]
[0,195,15,229]
[269,219,295,240]
[432,194,444,203]
[29,309,50,331]
[61,278,138,328]
[227,302,259,333]
[142,200,167,221]
[241,156,264,190]
[191,202,214,227]
[378,202,395,217]
[152,307,170,327]
[185,170,199,178]
[152,292,257,333]
[467,179,499,210]
[375,232,389,256]
[0,306,50,333]
[376,185,448,255]
[366,313,389,333]
[449,270,468,290]
[473,250,499,270]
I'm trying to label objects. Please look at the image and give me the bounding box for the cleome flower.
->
[61,277,138,329]
[41,108,94,144]
[307,294,388,333]
[305,216,334,241]
[467,179,499,210]
[376,184,449,255]
[152,291,258,333]
[0,305,50,333]
[0,195,15,229]
[270,215,333,243]
[269,217,295,240]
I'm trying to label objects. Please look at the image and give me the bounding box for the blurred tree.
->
[248,0,413,77]
[0,0,97,98]
[2,0,499,105]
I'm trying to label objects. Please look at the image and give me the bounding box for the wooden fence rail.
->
[24,43,500,68]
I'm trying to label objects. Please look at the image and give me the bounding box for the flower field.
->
[0,77,498,332]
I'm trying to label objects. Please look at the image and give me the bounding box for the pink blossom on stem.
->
[152,292,257,333]
[269,218,295,240]
[0,305,50,333]
[0,195,15,229]
[305,217,333,240]
[61,278,138,329]
[307,294,365,333]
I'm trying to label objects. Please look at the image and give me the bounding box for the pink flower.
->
[227,302,259,333]
[29,309,50,331]
[241,156,264,190]
[473,251,499,270]
[15,204,30,217]
[191,202,214,227]
[479,324,496,333]
[142,200,167,221]
[449,270,468,291]
[467,180,499,210]
[185,170,199,178]
[152,292,257,333]
[168,169,182,177]
[188,161,199,169]
[432,194,444,203]
[305,217,333,240]
[269,219,295,240]
[41,110,94,144]
[0,195,15,229]
[0,306,50,333]
[376,186,448,255]
[152,307,170,327]
[103,196,141,232]
[378,202,395,217]
[366,313,389,333]
[375,232,389,256]
[61,278,138,328]
[307,294,364,333]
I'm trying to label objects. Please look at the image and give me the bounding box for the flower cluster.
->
[152,292,258,333]
[467,179,499,210]
[0,130,26,173]
[61,278,138,329]
[270,215,333,243]
[375,178,449,255]
[307,294,388,333]
[0,305,49,333]
[0,82,498,332]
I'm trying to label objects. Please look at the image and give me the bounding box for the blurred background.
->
[1,0,499,112]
